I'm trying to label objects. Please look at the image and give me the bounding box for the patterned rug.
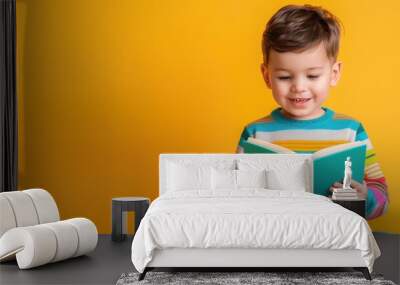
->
[116,271,396,285]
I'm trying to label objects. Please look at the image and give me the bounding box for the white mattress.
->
[131,189,380,273]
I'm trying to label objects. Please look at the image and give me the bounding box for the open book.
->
[242,137,367,196]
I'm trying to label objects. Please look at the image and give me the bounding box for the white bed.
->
[131,154,380,281]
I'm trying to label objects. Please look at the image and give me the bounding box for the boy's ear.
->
[330,61,342,86]
[260,63,272,89]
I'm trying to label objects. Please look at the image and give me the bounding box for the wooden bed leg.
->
[138,268,148,281]
[354,267,371,280]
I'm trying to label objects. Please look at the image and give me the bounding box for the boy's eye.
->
[277,75,320,81]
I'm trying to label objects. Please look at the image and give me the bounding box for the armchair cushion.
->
[0,189,97,269]
[0,218,97,269]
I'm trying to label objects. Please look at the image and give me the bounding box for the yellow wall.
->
[16,0,400,234]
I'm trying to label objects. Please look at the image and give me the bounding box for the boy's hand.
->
[330,180,368,199]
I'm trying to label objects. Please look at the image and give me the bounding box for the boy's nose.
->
[290,80,307,94]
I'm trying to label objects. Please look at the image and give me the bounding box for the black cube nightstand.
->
[331,198,366,218]
[111,197,150,242]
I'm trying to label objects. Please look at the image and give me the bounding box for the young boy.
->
[236,4,389,220]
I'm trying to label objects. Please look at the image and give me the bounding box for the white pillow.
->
[237,169,268,188]
[211,168,236,190]
[237,158,309,192]
[165,159,236,192]
[265,169,307,191]
[265,169,284,190]
[211,168,268,190]
[167,162,212,191]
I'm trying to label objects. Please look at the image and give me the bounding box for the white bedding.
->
[131,189,380,273]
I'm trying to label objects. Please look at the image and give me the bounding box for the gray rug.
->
[116,271,396,285]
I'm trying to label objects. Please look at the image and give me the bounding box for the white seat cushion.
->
[64,218,98,257]
[42,221,79,262]
[0,225,57,269]
[0,189,97,269]
[0,218,97,269]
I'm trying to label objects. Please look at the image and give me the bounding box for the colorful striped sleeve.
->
[356,124,389,220]
[236,126,251,153]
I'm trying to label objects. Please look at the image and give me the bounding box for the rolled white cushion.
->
[23,189,60,223]
[42,221,79,262]
[64,218,98,257]
[0,196,17,238]
[0,218,97,269]
[0,226,57,269]
[0,191,39,227]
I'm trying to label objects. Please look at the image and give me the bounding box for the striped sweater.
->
[236,107,389,220]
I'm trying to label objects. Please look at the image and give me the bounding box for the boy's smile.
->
[261,42,341,120]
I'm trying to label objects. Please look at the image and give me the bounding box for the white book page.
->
[311,141,366,160]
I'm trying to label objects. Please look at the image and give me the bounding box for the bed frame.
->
[140,248,371,280]
[138,154,372,281]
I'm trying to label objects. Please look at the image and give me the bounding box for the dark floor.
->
[0,233,398,285]
[0,235,135,285]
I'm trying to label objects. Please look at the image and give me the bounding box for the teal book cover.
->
[312,144,366,196]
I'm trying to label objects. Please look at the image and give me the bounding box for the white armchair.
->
[0,189,98,269]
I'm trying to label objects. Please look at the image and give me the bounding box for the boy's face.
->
[261,42,341,120]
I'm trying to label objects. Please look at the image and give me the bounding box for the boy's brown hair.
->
[262,4,343,65]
